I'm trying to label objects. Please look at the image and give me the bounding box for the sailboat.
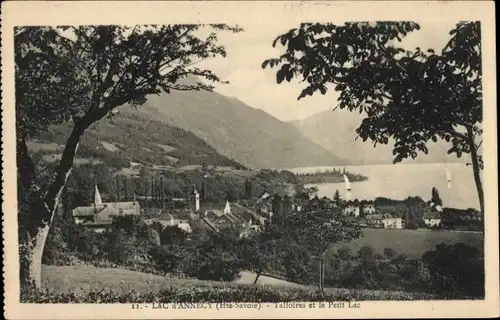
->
[446,167,452,189]
[343,174,352,201]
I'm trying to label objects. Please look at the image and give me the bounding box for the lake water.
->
[289,163,480,210]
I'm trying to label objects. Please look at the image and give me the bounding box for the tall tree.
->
[262,21,483,216]
[116,175,121,201]
[201,180,206,202]
[272,194,283,223]
[15,24,241,289]
[282,195,293,229]
[244,178,253,199]
[287,205,362,296]
[431,187,443,207]
[123,176,128,202]
[333,189,342,207]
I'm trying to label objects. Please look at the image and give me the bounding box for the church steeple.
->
[94,184,103,206]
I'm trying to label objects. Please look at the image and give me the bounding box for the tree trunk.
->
[466,126,484,218]
[319,257,326,297]
[18,125,84,289]
[318,238,324,297]
[253,270,261,286]
[318,257,323,296]
[318,249,328,298]
[22,223,51,289]
[321,250,327,295]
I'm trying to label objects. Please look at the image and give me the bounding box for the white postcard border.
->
[2,1,498,319]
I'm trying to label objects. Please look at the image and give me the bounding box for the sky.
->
[197,20,460,122]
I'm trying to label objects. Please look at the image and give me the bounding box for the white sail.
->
[343,174,352,201]
[94,184,102,205]
[446,167,452,189]
[343,174,351,190]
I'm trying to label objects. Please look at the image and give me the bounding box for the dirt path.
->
[235,271,305,288]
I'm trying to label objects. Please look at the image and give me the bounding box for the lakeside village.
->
[70,168,481,236]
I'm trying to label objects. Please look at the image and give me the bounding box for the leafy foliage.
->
[184,232,243,281]
[16,25,242,139]
[324,243,483,298]
[263,21,484,213]
[431,187,443,207]
[296,168,368,184]
[16,24,242,288]
[422,243,484,297]
[333,190,342,207]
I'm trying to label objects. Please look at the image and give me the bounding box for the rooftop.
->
[365,214,398,220]
[73,201,139,217]
[423,211,441,219]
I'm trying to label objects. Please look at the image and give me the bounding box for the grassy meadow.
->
[330,228,484,258]
[36,265,438,302]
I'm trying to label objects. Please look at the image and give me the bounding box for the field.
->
[41,265,302,294]
[330,228,484,258]
[39,265,436,301]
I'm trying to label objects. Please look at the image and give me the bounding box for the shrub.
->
[21,284,440,303]
[422,243,484,298]
[43,217,105,265]
[150,244,185,274]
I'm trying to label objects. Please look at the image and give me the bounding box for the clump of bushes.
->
[44,215,245,283]
[21,284,438,303]
[324,243,484,299]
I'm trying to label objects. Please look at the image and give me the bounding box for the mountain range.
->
[31,111,243,170]
[117,89,347,169]
[289,109,467,165]
[31,81,465,171]
[32,86,348,170]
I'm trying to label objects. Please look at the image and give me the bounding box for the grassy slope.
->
[329,228,484,258]
[42,265,431,299]
[32,111,243,169]
[42,265,297,294]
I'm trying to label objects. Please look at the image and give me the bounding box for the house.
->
[148,211,193,233]
[363,203,376,215]
[207,211,235,231]
[72,185,140,227]
[423,211,441,228]
[189,186,264,236]
[357,218,368,228]
[255,200,273,218]
[365,214,404,229]
[365,214,385,228]
[383,216,404,229]
[232,203,266,226]
[343,203,360,217]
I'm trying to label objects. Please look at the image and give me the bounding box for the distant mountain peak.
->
[120,89,348,168]
[290,109,467,165]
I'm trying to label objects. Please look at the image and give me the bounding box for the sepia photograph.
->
[2,1,498,319]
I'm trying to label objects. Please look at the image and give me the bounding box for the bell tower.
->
[192,184,200,213]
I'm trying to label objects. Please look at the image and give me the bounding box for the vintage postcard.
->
[2,0,499,319]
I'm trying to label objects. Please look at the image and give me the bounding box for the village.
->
[9,13,489,308]
[71,176,446,238]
